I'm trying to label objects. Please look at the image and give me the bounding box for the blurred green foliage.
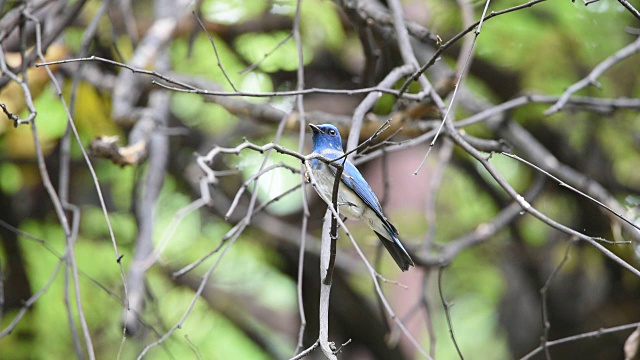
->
[1,0,639,358]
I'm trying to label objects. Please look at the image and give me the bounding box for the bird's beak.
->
[309,124,322,134]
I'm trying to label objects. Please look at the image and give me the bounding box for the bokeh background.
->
[1,0,639,359]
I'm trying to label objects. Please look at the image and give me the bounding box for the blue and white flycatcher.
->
[308,123,414,271]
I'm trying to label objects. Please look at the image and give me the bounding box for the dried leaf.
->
[624,326,640,360]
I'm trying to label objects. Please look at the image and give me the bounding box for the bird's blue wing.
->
[338,161,382,213]
[328,160,399,235]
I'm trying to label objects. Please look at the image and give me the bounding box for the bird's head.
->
[309,124,343,152]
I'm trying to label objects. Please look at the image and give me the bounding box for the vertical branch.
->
[302,162,341,359]
[22,10,130,313]
[63,270,83,359]
[347,64,414,156]
[22,11,97,360]
[319,210,338,360]
[123,0,173,336]
[539,239,575,359]
[411,0,491,174]
[306,154,431,357]
[422,271,437,359]
[7,10,96,359]
[123,92,170,335]
[386,0,433,93]
[293,0,309,353]
[294,211,309,354]
[380,148,391,207]
[62,2,111,357]
[438,266,464,360]
[323,160,345,286]
[63,205,85,360]
[454,0,477,78]
[423,139,453,249]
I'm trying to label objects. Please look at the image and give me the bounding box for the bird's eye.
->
[328,129,336,136]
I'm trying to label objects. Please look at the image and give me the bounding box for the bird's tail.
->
[374,231,414,271]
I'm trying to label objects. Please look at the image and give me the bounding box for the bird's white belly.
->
[311,164,365,219]
[311,165,389,239]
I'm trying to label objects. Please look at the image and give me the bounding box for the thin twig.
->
[616,0,640,21]
[192,11,238,91]
[292,0,309,354]
[0,261,64,338]
[399,0,548,96]
[438,267,464,359]
[289,340,319,360]
[136,232,240,359]
[501,152,640,233]
[545,35,640,116]
[305,162,431,358]
[36,56,424,100]
[0,102,22,126]
[240,32,293,75]
[25,11,130,321]
[539,239,576,359]
[456,95,640,128]
[225,162,300,220]
[422,139,453,250]
[324,157,345,286]
[412,0,492,175]
[347,64,415,158]
[293,209,309,356]
[0,220,123,302]
[24,10,97,359]
[422,272,437,359]
[521,321,640,359]
[443,107,640,279]
[63,2,110,353]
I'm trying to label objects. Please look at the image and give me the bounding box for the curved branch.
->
[545,35,640,116]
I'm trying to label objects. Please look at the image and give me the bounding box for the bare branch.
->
[412,0,492,175]
[457,95,640,128]
[318,210,338,360]
[304,160,430,358]
[36,56,425,100]
[545,35,640,115]
[400,0,548,95]
[192,11,238,91]
[521,321,640,359]
[438,267,464,359]
[616,0,640,21]
[416,174,546,266]
[538,239,576,359]
[502,152,640,234]
[444,112,640,279]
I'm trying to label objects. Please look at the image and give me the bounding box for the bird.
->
[308,123,414,271]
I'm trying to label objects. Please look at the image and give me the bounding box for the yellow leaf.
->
[0,44,67,134]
